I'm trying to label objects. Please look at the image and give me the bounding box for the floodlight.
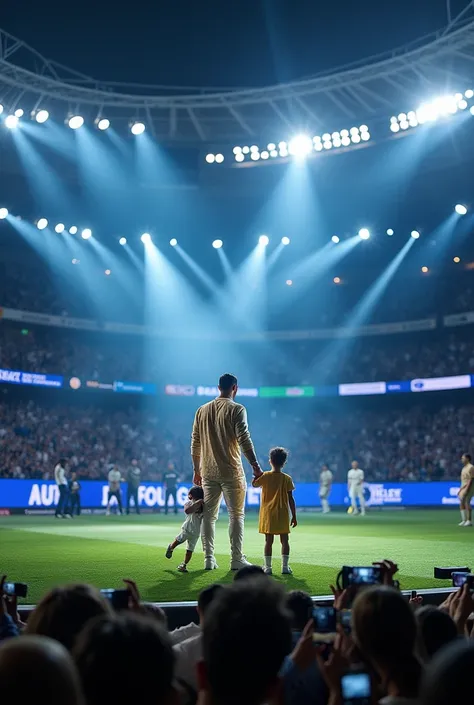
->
[455,204,468,215]
[359,228,370,240]
[281,236,290,245]
[5,115,19,129]
[212,239,223,249]
[141,233,151,244]
[131,122,145,135]
[215,153,224,164]
[205,154,215,163]
[35,110,49,124]
[411,230,420,239]
[386,229,394,236]
[259,235,269,246]
[36,218,48,230]
[0,208,8,219]
[69,226,78,235]
[119,237,127,245]
[14,109,24,118]
[170,238,178,247]
[331,235,340,243]
[97,118,110,131]
[55,223,65,233]
[81,228,92,240]
[68,115,84,129]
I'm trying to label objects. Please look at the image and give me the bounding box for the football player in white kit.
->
[319,463,333,514]
[348,460,366,515]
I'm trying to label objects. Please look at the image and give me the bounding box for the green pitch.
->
[0,510,470,604]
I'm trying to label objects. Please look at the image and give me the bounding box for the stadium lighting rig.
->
[230,125,371,165]
[389,90,474,133]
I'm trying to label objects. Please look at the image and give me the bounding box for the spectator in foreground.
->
[233,564,266,581]
[173,583,224,693]
[415,605,458,662]
[74,612,175,705]
[352,586,422,704]
[420,640,474,705]
[26,583,112,651]
[0,634,84,705]
[197,578,292,705]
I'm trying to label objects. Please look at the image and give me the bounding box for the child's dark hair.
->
[269,447,288,468]
[189,485,204,500]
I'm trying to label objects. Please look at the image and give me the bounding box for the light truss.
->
[1,2,474,142]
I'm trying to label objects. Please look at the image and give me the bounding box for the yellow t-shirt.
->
[254,471,295,535]
[461,463,474,491]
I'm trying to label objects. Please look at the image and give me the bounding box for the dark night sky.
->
[1,0,462,88]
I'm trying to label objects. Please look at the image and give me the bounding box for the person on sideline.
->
[458,453,474,526]
[54,458,70,519]
[252,447,297,575]
[348,459,366,515]
[106,465,123,516]
[126,459,141,515]
[163,462,179,515]
[319,463,333,514]
[191,372,262,571]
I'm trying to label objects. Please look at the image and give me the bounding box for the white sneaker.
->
[230,557,253,571]
[204,557,219,570]
[263,566,273,575]
[282,566,293,575]
[464,521,473,527]
[459,520,467,526]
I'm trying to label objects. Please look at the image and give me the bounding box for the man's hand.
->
[252,462,263,479]
[291,516,298,528]
[373,559,399,587]
[123,578,141,610]
[193,472,202,487]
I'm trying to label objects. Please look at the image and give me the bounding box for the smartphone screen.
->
[3,582,28,598]
[340,609,352,632]
[452,572,471,588]
[341,672,371,705]
[100,588,129,610]
[313,607,337,642]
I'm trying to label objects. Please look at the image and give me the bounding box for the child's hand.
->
[291,516,298,528]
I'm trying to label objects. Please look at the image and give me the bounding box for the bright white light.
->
[131,122,145,135]
[455,204,468,215]
[288,134,313,158]
[68,115,84,129]
[5,115,19,129]
[340,129,349,137]
[233,146,242,154]
[398,113,407,121]
[359,228,370,240]
[0,105,3,115]
[351,134,361,143]
[215,153,224,164]
[411,230,420,239]
[259,235,270,246]
[119,237,127,246]
[0,207,8,219]
[361,132,370,141]
[170,238,178,247]
[333,138,342,148]
[281,236,290,245]
[105,269,111,276]
[267,143,276,150]
[97,118,110,131]
[399,120,409,130]
[72,259,79,265]
[323,141,332,150]
[458,100,468,110]
[261,151,269,159]
[341,137,350,147]
[270,149,278,157]
[141,233,151,244]
[390,123,400,133]
[54,223,65,233]
[465,89,474,99]
[35,110,49,124]
[386,229,394,236]
[314,142,323,151]
[235,153,245,162]
[360,124,368,132]
[250,145,259,153]
[81,228,92,240]
[205,154,215,164]
[37,218,48,231]
[322,133,331,141]
[69,226,78,235]
[212,239,223,249]
[331,235,340,243]
[350,127,359,135]
[286,279,293,286]
[14,109,24,118]
[242,146,250,154]
[250,152,260,161]
[471,106,474,116]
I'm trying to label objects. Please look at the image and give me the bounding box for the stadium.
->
[2,0,474,637]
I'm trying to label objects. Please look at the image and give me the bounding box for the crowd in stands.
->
[2,321,474,387]
[1,561,473,705]
[0,398,470,482]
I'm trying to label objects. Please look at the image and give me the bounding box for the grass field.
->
[0,510,470,604]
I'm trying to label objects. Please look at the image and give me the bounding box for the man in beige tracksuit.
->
[191,373,262,570]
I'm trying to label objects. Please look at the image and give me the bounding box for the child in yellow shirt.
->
[252,446,297,575]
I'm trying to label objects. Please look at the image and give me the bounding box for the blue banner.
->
[0,368,63,388]
[113,380,156,395]
[0,480,466,510]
